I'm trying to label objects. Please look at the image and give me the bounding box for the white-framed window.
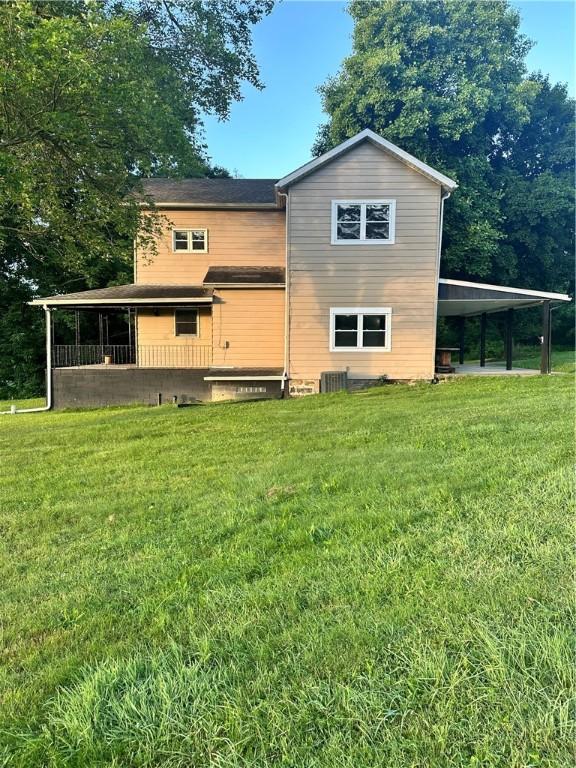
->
[172,229,208,253]
[329,307,392,352]
[174,309,199,336]
[331,200,396,245]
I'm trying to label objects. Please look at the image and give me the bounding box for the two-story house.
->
[31,129,570,409]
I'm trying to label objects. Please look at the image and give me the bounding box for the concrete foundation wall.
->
[53,368,211,409]
[52,369,283,409]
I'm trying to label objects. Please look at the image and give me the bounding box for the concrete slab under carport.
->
[438,363,541,378]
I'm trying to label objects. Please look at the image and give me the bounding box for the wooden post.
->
[98,312,104,346]
[458,316,465,365]
[480,312,487,367]
[505,309,513,370]
[75,310,80,346]
[540,300,551,374]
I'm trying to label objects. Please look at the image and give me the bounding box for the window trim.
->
[329,307,392,352]
[331,200,396,245]
[172,228,208,253]
[174,308,199,337]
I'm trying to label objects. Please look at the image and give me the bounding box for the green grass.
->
[464,345,575,374]
[0,375,573,767]
[511,346,575,374]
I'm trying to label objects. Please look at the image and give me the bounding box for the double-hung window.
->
[172,229,208,253]
[331,200,395,244]
[330,308,391,352]
[174,309,199,336]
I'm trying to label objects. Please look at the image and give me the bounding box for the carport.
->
[437,279,571,374]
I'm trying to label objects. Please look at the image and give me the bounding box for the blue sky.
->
[203,0,575,178]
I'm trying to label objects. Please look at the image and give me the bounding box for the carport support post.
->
[505,309,513,370]
[479,312,487,367]
[458,316,465,365]
[540,300,551,374]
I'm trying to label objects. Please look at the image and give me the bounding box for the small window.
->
[174,309,198,336]
[330,308,391,352]
[172,229,208,253]
[331,200,395,245]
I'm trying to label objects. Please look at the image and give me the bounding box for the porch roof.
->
[30,284,214,308]
[437,278,571,317]
[203,266,285,286]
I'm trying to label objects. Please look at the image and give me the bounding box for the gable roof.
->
[275,129,458,193]
[139,178,279,208]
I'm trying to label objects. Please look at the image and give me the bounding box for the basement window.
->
[173,229,208,253]
[174,309,199,336]
[329,307,392,352]
[331,200,395,245]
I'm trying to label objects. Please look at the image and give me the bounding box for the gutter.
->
[1,306,53,414]
[142,202,280,210]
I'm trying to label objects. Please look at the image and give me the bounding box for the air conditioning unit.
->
[320,370,348,393]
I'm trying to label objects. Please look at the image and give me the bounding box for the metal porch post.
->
[505,309,513,371]
[479,312,487,367]
[540,300,551,374]
[458,316,465,365]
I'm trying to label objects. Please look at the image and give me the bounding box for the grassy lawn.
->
[0,375,573,767]
[486,346,575,374]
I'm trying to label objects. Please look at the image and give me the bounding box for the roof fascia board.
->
[29,297,214,306]
[439,278,571,302]
[275,129,458,192]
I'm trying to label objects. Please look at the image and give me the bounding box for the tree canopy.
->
[315,0,574,303]
[0,0,272,396]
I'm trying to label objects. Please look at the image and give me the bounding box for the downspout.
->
[277,189,289,396]
[1,305,53,414]
[431,188,451,378]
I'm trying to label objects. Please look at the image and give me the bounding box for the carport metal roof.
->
[437,279,571,317]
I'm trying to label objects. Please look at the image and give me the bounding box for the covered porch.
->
[29,282,286,408]
[436,279,571,376]
[31,283,215,370]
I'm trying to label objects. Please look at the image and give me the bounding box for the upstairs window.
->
[174,309,199,336]
[329,308,391,352]
[172,229,208,253]
[331,200,395,245]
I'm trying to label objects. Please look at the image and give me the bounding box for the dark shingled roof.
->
[140,178,279,206]
[204,266,285,285]
[31,284,213,305]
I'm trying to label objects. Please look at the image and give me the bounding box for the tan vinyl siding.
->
[288,141,441,381]
[136,210,285,285]
[136,307,212,367]
[212,288,284,368]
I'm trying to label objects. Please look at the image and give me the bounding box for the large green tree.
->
[315,0,574,304]
[0,0,272,396]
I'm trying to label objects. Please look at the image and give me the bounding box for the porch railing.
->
[52,344,212,368]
